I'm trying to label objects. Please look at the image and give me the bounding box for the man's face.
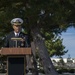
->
[13,24,21,33]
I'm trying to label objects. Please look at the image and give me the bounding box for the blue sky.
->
[61,27,75,58]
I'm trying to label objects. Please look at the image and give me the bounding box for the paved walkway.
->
[0,73,45,75]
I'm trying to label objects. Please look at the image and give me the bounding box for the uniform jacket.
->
[4,31,30,47]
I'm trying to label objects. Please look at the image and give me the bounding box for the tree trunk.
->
[31,42,39,75]
[31,28,58,75]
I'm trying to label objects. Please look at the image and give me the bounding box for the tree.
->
[0,0,75,75]
[45,32,68,57]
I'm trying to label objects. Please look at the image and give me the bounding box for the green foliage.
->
[45,32,68,56]
[56,67,75,74]
[0,0,75,31]
[0,0,75,56]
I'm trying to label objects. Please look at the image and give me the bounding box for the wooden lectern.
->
[0,48,31,75]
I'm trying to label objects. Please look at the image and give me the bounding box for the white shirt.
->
[14,31,20,36]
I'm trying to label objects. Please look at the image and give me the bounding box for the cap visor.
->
[13,23,21,25]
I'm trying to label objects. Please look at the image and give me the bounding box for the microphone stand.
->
[11,38,23,47]
[15,40,18,47]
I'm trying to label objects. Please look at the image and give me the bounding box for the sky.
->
[61,27,75,58]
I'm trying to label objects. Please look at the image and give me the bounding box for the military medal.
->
[21,42,24,46]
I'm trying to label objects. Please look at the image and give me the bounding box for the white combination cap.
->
[11,18,23,25]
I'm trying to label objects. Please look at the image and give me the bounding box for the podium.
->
[0,48,31,75]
